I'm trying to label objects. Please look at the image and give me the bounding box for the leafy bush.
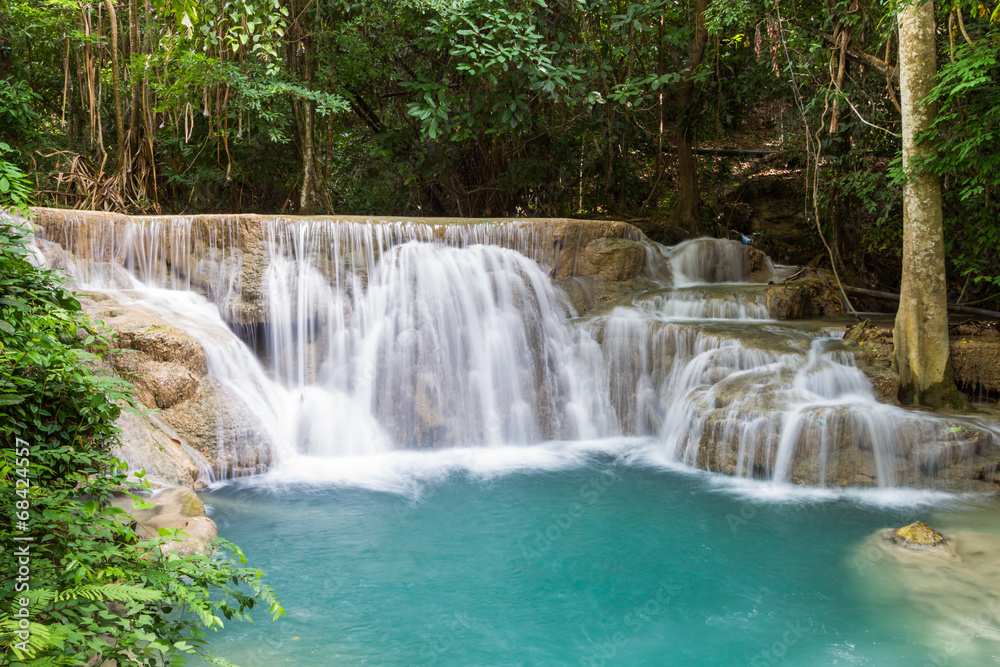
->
[0,145,32,214]
[1,169,281,665]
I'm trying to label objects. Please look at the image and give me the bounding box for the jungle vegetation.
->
[0,162,283,665]
[0,0,996,310]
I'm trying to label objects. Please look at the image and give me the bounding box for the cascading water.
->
[23,210,1000,667]
[30,212,998,490]
[267,241,617,453]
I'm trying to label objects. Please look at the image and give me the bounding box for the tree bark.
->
[893,0,964,408]
[128,0,140,133]
[103,0,124,165]
[672,0,709,235]
[298,99,318,214]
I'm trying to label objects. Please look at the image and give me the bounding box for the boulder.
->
[887,521,949,550]
[765,270,846,319]
[576,237,647,281]
[112,486,218,556]
[80,292,272,481]
[114,409,209,490]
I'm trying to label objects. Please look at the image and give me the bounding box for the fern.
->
[54,583,165,604]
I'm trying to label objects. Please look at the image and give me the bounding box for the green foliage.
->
[0,145,33,214]
[0,215,282,666]
[157,0,289,60]
[404,0,588,141]
[0,78,41,141]
[920,31,1000,295]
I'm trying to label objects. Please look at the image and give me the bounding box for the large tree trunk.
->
[893,0,963,408]
[672,0,709,235]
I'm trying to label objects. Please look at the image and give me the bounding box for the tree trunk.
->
[298,99,318,214]
[103,0,124,165]
[672,0,709,235]
[893,0,964,408]
[128,0,140,133]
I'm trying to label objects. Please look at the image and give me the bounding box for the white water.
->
[269,241,617,451]
[33,213,998,490]
[666,237,773,286]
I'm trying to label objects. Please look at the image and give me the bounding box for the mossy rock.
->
[888,521,948,548]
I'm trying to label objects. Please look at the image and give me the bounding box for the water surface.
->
[199,443,1000,666]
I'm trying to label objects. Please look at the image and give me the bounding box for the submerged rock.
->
[854,522,1000,662]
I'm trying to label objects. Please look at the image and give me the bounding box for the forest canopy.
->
[1,0,998,307]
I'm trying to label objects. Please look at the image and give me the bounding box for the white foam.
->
[244,441,613,496]
[216,438,973,509]
[700,472,971,508]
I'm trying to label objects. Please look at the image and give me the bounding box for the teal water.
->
[200,443,1000,666]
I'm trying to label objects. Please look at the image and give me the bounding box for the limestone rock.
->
[844,319,1000,401]
[765,270,846,319]
[746,247,773,283]
[32,208,657,324]
[79,292,272,480]
[949,322,1000,397]
[842,319,900,404]
[886,521,948,550]
[112,486,218,556]
[114,409,209,490]
[576,237,647,281]
[83,294,206,410]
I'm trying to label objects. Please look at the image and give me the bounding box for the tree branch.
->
[786,17,898,82]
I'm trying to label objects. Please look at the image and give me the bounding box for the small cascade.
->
[593,304,996,488]
[667,237,768,286]
[31,210,999,490]
[633,287,770,320]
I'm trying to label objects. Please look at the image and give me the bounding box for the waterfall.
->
[31,210,997,490]
[269,241,618,451]
[667,237,769,286]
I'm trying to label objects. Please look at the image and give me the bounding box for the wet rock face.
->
[114,410,208,489]
[765,270,846,319]
[577,237,647,281]
[107,317,205,410]
[31,208,654,325]
[540,219,647,281]
[81,292,270,482]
